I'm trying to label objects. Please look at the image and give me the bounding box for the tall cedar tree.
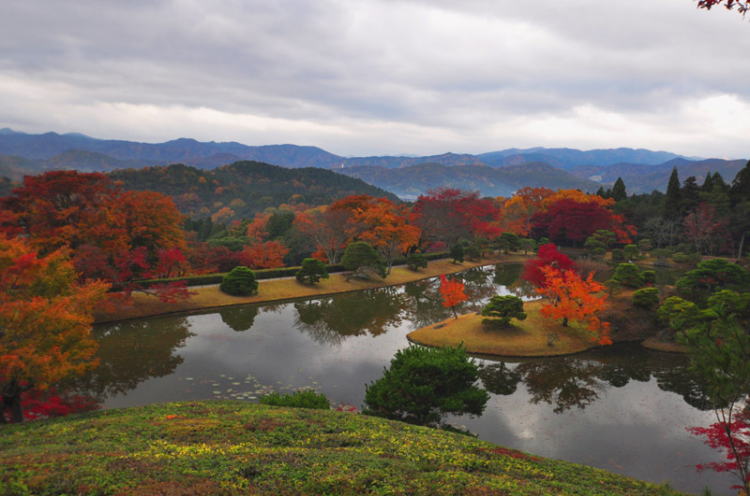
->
[0,236,108,423]
[611,177,627,201]
[664,168,682,219]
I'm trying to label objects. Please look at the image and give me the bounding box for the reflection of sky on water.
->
[90,266,733,495]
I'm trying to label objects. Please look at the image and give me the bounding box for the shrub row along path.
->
[95,255,526,324]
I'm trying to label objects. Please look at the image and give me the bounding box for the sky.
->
[1,0,748,158]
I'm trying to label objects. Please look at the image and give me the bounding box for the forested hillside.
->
[110,161,399,219]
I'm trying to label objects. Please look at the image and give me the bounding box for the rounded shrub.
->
[450,243,465,263]
[220,266,258,296]
[406,252,428,271]
[611,263,644,288]
[295,258,329,285]
[342,241,385,276]
[632,287,659,309]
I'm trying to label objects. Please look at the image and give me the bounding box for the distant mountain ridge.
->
[0,128,745,198]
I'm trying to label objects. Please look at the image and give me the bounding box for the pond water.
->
[79,264,733,495]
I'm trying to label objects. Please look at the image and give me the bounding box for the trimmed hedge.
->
[133,252,451,289]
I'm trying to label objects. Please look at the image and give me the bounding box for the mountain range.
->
[0,128,746,198]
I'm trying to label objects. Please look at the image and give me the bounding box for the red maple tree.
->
[439,274,468,319]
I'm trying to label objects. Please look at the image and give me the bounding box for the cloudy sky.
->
[1,0,748,157]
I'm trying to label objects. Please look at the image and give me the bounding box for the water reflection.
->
[219,305,259,332]
[294,287,407,344]
[479,344,712,414]
[73,316,193,399]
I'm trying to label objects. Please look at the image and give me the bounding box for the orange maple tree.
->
[240,240,289,269]
[498,187,554,236]
[354,199,421,274]
[536,265,612,345]
[439,274,468,319]
[0,235,109,423]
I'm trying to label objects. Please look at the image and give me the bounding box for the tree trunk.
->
[738,231,747,262]
[2,379,24,423]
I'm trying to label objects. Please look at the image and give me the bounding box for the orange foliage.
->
[499,187,554,236]
[246,212,271,242]
[536,266,612,345]
[240,241,289,269]
[211,206,235,224]
[439,274,468,319]
[0,236,109,421]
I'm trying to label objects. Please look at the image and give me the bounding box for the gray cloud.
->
[0,0,748,157]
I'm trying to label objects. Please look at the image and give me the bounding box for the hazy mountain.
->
[342,152,485,169]
[478,147,690,169]
[569,158,748,193]
[109,161,398,219]
[340,162,600,199]
[0,129,342,168]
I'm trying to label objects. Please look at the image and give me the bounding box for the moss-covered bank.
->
[0,401,684,496]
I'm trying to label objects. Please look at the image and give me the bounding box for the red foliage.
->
[414,188,500,244]
[698,0,749,14]
[688,408,750,492]
[522,243,576,288]
[531,199,617,244]
[439,274,468,319]
[240,241,289,269]
[20,387,100,421]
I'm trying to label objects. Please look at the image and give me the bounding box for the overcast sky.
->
[1,0,748,158]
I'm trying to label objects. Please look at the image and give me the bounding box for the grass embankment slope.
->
[95,256,525,324]
[0,401,684,496]
[408,301,596,357]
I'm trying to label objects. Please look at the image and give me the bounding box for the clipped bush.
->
[406,253,428,271]
[342,241,385,276]
[450,243,465,263]
[259,390,330,410]
[364,345,489,427]
[481,295,527,328]
[611,248,625,263]
[295,258,329,285]
[465,244,481,261]
[642,270,656,285]
[623,244,639,261]
[633,287,659,309]
[611,263,644,288]
[638,238,653,253]
[220,266,258,296]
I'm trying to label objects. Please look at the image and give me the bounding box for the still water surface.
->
[82,265,733,495]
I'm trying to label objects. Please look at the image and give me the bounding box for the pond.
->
[78,264,732,495]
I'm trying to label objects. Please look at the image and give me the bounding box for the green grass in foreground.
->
[0,401,685,496]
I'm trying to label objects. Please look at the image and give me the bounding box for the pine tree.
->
[664,167,682,219]
[681,176,701,216]
[701,171,714,192]
[611,177,627,201]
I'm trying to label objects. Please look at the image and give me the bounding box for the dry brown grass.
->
[95,255,531,324]
[407,301,597,357]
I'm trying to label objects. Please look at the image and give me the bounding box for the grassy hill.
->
[0,401,684,495]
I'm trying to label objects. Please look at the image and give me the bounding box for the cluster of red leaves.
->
[536,266,612,346]
[20,387,100,421]
[414,188,500,243]
[688,409,750,491]
[698,0,749,14]
[439,274,468,318]
[522,243,576,288]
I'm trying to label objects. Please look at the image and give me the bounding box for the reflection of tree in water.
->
[69,316,193,399]
[517,359,602,414]
[492,263,536,299]
[479,362,522,396]
[294,287,406,345]
[402,280,452,327]
[219,305,259,332]
[479,345,714,413]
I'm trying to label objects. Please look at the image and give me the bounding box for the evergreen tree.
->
[680,176,701,216]
[701,171,714,192]
[611,177,627,201]
[731,160,750,205]
[664,167,682,219]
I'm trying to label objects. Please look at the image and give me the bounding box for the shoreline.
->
[95,255,530,324]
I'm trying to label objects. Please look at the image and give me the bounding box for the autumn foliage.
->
[522,243,576,288]
[0,235,108,422]
[439,274,468,319]
[536,266,612,345]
